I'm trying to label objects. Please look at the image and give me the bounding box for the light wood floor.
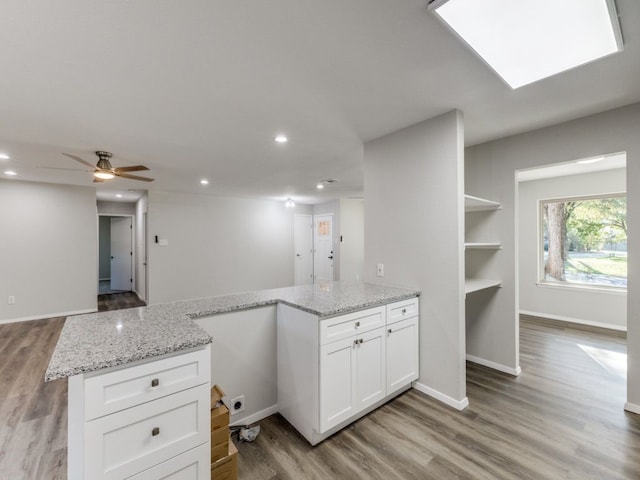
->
[1,316,639,479]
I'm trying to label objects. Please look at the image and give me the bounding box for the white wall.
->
[339,198,364,282]
[0,180,97,322]
[147,191,295,304]
[519,168,627,330]
[97,200,136,215]
[465,103,640,412]
[364,110,467,408]
[194,306,277,425]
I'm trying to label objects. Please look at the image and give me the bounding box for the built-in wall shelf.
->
[465,242,502,250]
[465,194,501,212]
[465,278,502,295]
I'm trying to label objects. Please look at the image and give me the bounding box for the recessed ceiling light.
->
[430,0,623,89]
[316,183,324,190]
[0,153,9,160]
[116,194,123,198]
[200,179,209,185]
[274,135,288,144]
[4,170,17,176]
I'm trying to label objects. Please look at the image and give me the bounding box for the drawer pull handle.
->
[388,328,392,334]
[402,308,407,315]
[353,339,358,346]
[152,427,160,437]
[355,321,360,328]
[151,378,159,387]
[359,338,364,344]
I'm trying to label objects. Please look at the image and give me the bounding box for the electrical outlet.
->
[230,395,245,415]
[8,296,15,305]
[376,263,384,277]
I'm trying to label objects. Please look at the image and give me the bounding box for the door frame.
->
[97,213,135,294]
[313,213,335,283]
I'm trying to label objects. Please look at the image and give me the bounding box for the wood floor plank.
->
[2,314,640,479]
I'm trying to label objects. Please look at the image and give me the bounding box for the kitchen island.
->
[46,281,420,478]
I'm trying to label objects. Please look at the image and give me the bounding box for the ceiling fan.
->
[62,151,154,182]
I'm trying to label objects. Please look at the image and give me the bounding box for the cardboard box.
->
[211,441,238,480]
[211,384,230,431]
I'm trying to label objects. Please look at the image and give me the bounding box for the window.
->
[540,194,627,289]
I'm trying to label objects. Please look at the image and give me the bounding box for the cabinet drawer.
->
[85,383,210,480]
[84,346,210,420]
[126,443,210,479]
[320,306,385,345]
[386,298,419,325]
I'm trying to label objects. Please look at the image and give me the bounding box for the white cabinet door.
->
[355,328,386,411]
[386,317,419,395]
[319,337,357,432]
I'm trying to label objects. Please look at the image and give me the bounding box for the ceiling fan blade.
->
[38,166,90,171]
[114,165,149,173]
[62,153,96,168]
[93,177,106,183]
[115,172,154,182]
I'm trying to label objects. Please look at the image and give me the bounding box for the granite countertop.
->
[45,281,419,381]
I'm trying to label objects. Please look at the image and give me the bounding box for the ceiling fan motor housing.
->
[95,151,114,170]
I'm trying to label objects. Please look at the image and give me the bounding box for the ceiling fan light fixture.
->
[94,170,115,180]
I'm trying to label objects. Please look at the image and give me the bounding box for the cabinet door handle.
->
[353,339,359,346]
[402,308,407,315]
[359,338,364,344]
[151,378,159,387]
[355,321,360,328]
[152,427,160,436]
[388,328,392,334]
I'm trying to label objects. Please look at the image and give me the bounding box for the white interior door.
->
[111,217,133,291]
[314,214,334,282]
[294,214,314,285]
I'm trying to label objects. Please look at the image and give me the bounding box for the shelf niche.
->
[465,278,502,295]
[464,194,501,212]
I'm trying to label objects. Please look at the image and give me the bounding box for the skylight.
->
[430,0,623,89]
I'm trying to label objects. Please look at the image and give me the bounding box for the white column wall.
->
[364,110,467,408]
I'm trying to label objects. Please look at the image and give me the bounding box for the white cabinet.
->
[277,298,418,445]
[319,326,386,432]
[386,316,419,396]
[68,345,211,480]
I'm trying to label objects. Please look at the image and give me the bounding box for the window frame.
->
[537,191,627,293]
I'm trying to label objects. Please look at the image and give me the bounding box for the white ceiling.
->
[1,0,639,204]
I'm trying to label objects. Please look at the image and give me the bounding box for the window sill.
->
[536,281,627,296]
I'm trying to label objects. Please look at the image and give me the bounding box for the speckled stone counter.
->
[45,281,419,381]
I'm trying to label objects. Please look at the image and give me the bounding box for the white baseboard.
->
[0,308,98,325]
[466,354,521,376]
[230,404,279,427]
[412,382,469,411]
[520,310,626,332]
[624,402,640,415]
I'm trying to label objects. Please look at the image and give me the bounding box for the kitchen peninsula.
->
[46,281,420,479]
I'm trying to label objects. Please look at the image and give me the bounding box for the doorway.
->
[314,213,335,282]
[98,214,134,294]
